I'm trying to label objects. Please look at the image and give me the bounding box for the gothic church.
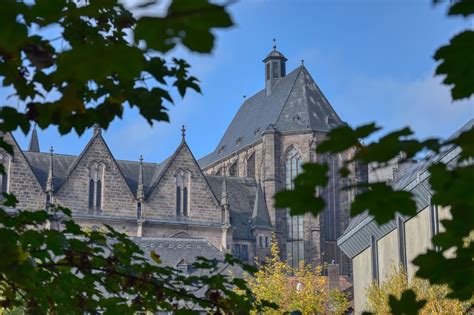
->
[1,47,366,276]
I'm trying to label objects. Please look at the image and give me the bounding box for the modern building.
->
[337,119,473,314]
[0,46,365,275]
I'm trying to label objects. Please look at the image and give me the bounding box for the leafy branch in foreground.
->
[0,0,233,138]
[0,197,266,314]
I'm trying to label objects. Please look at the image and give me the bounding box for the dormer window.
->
[326,117,336,125]
[218,145,226,154]
[176,259,190,274]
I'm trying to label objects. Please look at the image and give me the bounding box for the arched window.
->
[88,179,94,209]
[137,202,142,220]
[247,153,255,178]
[175,169,191,217]
[96,179,102,210]
[285,148,304,269]
[88,162,105,213]
[183,187,188,216]
[176,186,181,216]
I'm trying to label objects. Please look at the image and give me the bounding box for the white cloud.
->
[334,72,474,140]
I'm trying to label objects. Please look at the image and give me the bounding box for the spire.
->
[181,125,186,141]
[137,155,144,201]
[46,146,54,193]
[28,124,40,152]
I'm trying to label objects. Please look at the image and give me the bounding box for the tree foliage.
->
[0,199,267,314]
[243,236,349,314]
[0,0,275,314]
[276,0,474,312]
[0,0,232,139]
[366,266,470,314]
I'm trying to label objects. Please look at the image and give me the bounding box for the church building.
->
[1,46,366,276]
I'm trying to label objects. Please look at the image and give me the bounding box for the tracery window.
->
[285,148,304,269]
[88,162,105,212]
[175,169,191,217]
[246,153,255,178]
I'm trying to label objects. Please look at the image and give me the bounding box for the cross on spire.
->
[139,154,143,163]
[49,146,54,154]
[272,38,276,51]
[181,125,186,140]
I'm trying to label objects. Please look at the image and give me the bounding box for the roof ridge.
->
[5,132,45,193]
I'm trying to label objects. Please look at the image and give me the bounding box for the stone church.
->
[0,47,366,276]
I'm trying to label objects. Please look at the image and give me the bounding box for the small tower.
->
[28,124,40,152]
[136,155,145,237]
[46,146,54,206]
[263,39,287,96]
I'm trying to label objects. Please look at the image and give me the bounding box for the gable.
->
[1,133,46,209]
[54,133,136,216]
[146,141,222,223]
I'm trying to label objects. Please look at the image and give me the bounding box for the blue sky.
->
[9,0,474,163]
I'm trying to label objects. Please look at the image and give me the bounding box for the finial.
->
[49,146,54,155]
[93,123,101,135]
[139,155,143,163]
[272,38,276,51]
[181,125,186,140]
[301,59,304,66]
[243,95,246,99]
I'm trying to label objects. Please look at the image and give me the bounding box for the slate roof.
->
[338,118,474,258]
[133,237,225,267]
[251,184,272,229]
[198,66,344,168]
[28,127,40,152]
[205,175,272,240]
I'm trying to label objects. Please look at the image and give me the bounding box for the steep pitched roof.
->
[205,175,272,240]
[251,183,272,229]
[24,152,76,191]
[28,126,40,152]
[199,66,343,168]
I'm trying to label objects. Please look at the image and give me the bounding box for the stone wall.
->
[3,133,46,210]
[146,142,222,223]
[54,133,137,217]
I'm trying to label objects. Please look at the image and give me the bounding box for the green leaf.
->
[448,126,474,161]
[434,30,474,100]
[350,183,417,225]
[275,163,328,216]
[448,0,474,17]
[389,290,426,315]
[316,123,380,154]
